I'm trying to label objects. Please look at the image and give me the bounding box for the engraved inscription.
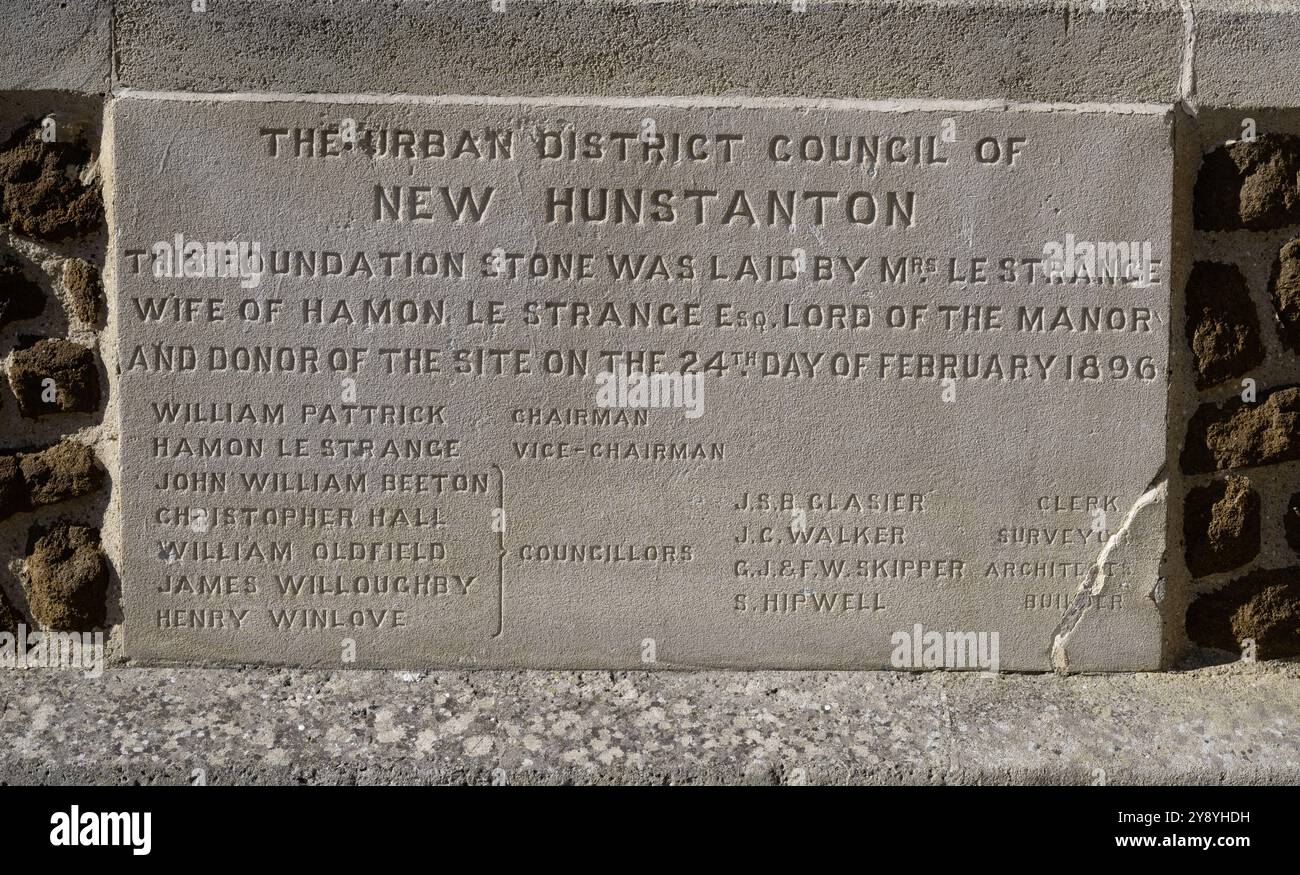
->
[114,100,1172,669]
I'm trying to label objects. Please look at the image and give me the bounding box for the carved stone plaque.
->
[113,98,1172,670]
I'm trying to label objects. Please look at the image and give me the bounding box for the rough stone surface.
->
[23,525,109,631]
[0,442,104,523]
[0,0,111,94]
[1288,491,1300,556]
[62,258,102,326]
[1186,567,1300,659]
[8,339,101,416]
[17,441,102,509]
[1185,260,1264,387]
[1184,475,1260,577]
[1193,1,1300,108]
[1193,134,1300,231]
[1182,386,1300,473]
[0,587,20,633]
[0,662,1296,785]
[0,455,28,518]
[112,0,1185,102]
[0,120,103,241]
[0,250,45,330]
[1269,236,1300,353]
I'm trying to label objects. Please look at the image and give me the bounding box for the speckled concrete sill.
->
[1,659,1296,785]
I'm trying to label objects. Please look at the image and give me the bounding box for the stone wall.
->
[1177,110,1300,660]
[0,92,115,648]
[1,0,1297,669]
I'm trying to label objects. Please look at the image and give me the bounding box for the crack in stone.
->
[1178,0,1197,106]
[1050,480,1167,673]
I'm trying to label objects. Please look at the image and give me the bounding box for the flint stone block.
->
[1193,134,1300,231]
[63,258,104,326]
[1288,492,1300,556]
[0,442,104,523]
[1269,237,1300,353]
[1183,475,1260,577]
[24,525,110,631]
[1182,386,1300,474]
[8,338,102,416]
[0,251,45,330]
[0,121,103,242]
[0,456,27,515]
[1186,567,1300,659]
[1185,260,1264,388]
[0,587,20,633]
[17,441,103,509]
